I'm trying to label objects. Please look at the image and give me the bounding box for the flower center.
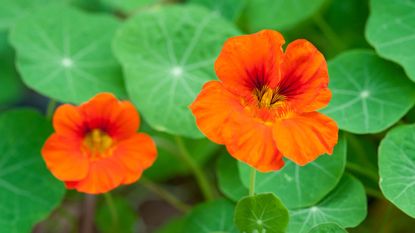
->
[83,129,113,160]
[254,86,285,108]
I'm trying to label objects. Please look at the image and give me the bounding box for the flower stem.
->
[346,162,379,184]
[46,99,57,120]
[140,177,191,213]
[104,193,119,232]
[313,13,345,52]
[249,167,256,196]
[365,187,385,200]
[174,136,215,201]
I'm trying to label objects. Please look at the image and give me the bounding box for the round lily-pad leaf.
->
[9,4,126,104]
[366,0,415,82]
[0,32,23,107]
[185,200,238,233]
[321,50,415,134]
[234,193,289,233]
[241,0,327,32]
[189,0,246,21]
[239,133,346,209]
[0,60,23,107]
[101,0,158,14]
[287,175,367,233]
[0,109,65,233]
[154,217,185,233]
[0,0,58,30]
[308,223,347,233]
[217,153,248,202]
[379,124,415,218]
[113,4,240,138]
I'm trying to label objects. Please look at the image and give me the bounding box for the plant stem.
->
[313,13,345,52]
[46,99,57,119]
[140,177,191,213]
[249,167,256,196]
[174,136,215,200]
[104,193,119,232]
[365,187,385,200]
[346,162,379,184]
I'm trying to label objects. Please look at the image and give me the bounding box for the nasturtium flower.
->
[190,30,338,172]
[42,93,157,194]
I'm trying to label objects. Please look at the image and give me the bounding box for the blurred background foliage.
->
[1,0,415,232]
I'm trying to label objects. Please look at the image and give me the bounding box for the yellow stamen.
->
[83,129,113,160]
[255,86,285,108]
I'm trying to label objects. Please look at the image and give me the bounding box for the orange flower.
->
[190,30,338,172]
[42,93,157,194]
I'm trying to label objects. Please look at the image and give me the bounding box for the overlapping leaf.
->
[322,50,415,134]
[0,0,57,30]
[10,4,126,104]
[0,32,23,107]
[113,5,240,138]
[287,175,367,233]
[234,193,289,233]
[185,200,238,233]
[189,0,246,21]
[217,154,248,202]
[101,0,158,14]
[308,223,347,233]
[366,0,415,82]
[379,124,415,218]
[0,109,65,233]
[239,134,346,208]
[241,0,327,32]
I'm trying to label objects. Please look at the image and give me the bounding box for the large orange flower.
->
[42,93,157,194]
[190,30,338,172]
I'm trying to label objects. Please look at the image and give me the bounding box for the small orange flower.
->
[42,93,157,194]
[190,30,338,172]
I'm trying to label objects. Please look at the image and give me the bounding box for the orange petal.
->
[79,93,140,140]
[215,30,285,96]
[226,115,285,172]
[114,133,157,184]
[73,157,126,194]
[53,104,85,137]
[41,134,89,181]
[280,39,329,112]
[190,81,244,144]
[272,112,338,165]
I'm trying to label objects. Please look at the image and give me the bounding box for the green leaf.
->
[101,0,158,14]
[113,4,240,138]
[154,217,185,233]
[239,133,346,208]
[322,50,415,134]
[217,153,248,202]
[143,126,219,181]
[366,0,415,82]
[9,4,126,104]
[0,109,65,233]
[188,0,246,21]
[95,196,137,233]
[287,175,367,233]
[308,223,347,233]
[0,61,23,107]
[0,32,23,107]
[241,0,327,32]
[0,0,57,30]
[185,200,238,233]
[379,124,415,218]
[234,193,289,233]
